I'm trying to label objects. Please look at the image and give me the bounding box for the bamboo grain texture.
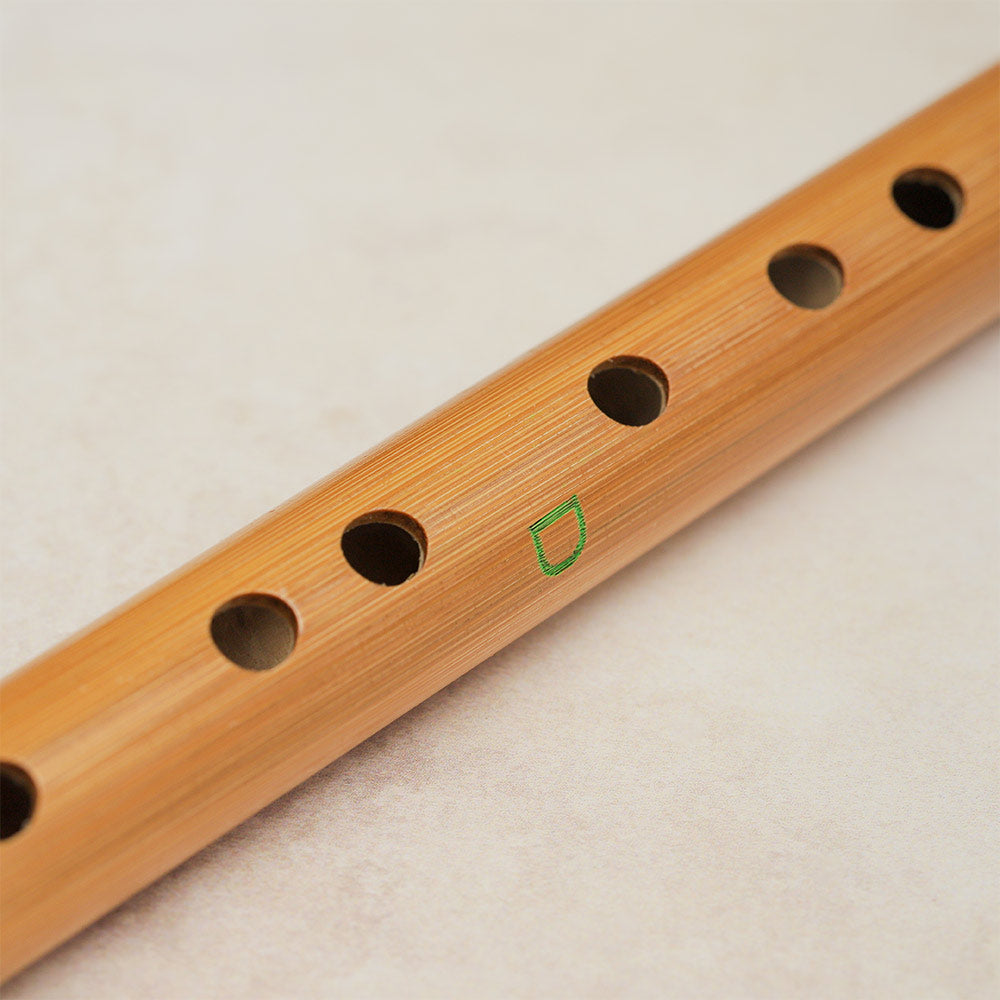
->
[1,65,998,981]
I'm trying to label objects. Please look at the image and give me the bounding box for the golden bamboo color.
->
[1,66,998,981]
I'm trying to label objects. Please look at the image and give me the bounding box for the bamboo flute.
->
[1,65,998,981]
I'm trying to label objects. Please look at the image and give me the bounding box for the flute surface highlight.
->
[1,65,998,981]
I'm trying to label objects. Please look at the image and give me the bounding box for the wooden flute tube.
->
[2,66,998,980]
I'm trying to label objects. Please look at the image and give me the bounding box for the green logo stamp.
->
[529,494,587,577]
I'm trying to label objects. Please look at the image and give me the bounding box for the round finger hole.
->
[767,244,844,309]
[341,511,427,586]
[892,168,962,229]
[210,594,298,671]
[1,762,37,840]
[587,356,669,426]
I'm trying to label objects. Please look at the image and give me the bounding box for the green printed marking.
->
[529,494,587,577]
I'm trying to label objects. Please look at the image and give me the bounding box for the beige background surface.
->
[2,2,998,998]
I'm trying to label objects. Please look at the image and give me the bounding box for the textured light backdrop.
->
[2,2,998,998]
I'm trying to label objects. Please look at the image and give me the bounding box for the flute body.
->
[1,66,997,980]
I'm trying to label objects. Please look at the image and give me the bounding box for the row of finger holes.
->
[0,169,962,840]
[209,513,428,672]
[768,168,961,309]
[211,168,962,668]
